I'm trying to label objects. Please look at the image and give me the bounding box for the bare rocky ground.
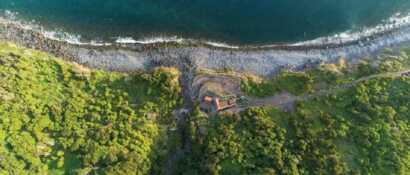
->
[2,19,410,77]
[192,73,243,99]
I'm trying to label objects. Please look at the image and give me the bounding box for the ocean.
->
[1,0,410,46]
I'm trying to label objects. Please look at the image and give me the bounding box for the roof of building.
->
[203,96,213,103]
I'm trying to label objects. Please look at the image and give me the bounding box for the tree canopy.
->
[0,42,182,174]
[0,42,409,175]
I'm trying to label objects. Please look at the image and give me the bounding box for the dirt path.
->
[161,68,410,173]
[247,69,410,110]
[247,92,297,112]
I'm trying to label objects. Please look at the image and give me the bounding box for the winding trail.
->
[247,69,410,110]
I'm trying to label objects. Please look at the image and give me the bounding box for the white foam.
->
[136,36,184,44]
[2,9,410,50]
[293,12,410,46]
[42,30,84,45]
[43,31,112,46]
[89,40,112,46]
[115,37,138,44]
[115,36,185,44]
[204,41,240,49]
[0,11,114,46]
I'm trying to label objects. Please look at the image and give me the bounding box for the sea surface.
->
[1,0,410,45]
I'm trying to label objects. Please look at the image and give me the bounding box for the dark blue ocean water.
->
[1,0,410,45]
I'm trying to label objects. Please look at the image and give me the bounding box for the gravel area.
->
[1,19,410,76]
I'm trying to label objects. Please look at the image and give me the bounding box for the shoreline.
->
[1,19,410,76]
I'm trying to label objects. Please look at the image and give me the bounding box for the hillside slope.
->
[183,51,410,175]
[0,42,409,175]
[0,42,182,174]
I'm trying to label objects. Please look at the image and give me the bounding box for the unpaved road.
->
[247,69,410,110]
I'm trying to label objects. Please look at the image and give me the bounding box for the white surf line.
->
[3,9,410,50]
[292,12,410,46]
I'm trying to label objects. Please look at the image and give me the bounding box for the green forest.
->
[181,51,410,174]
[184,77,410,174]
[0,42,182,174]
[0,42,409,175]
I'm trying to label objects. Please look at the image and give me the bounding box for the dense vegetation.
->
[185,76,410,174]
[241,51,410,97]
[1,42,409,175]
[182,51,410,174]
[0,43,182,174]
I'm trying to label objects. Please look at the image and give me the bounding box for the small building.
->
[200,95,236,114]
[196,79,238,114]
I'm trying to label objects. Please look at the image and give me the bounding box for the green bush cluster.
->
[1,42,410,175]
[242,51,410,98]
[183,51,410,174]
[185,76,410,175]
[0,43,182,174]
[241,71,314,97]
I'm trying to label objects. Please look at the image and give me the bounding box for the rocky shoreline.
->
[1,20,410,76]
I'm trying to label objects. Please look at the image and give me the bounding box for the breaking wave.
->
[293,12,410,46]
[2,10,410,50]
